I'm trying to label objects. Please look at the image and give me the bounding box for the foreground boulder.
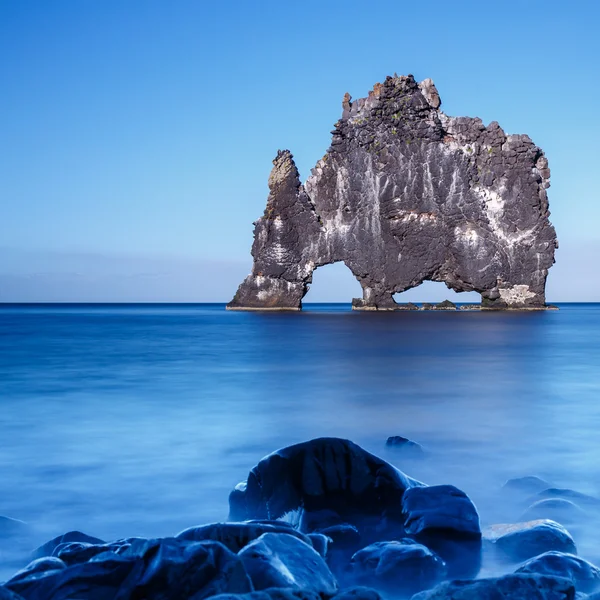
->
[238,533,338,596]
[228,74,556,311]
[211,590,322,600]
[515,551,600,594]
[402,484,481,577]
[410,573,575,599]
[484,520,577,563]
[229,437,423,541]
[31,531,104,561]
[176,522,313,553]
[350,540,446,597]
[7,558,66,583]
[6,539,252,600]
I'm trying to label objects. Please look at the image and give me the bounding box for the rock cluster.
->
[4,437,599,599]
[228,75,557,311]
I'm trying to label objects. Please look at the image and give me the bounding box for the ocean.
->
[1,303,599,576]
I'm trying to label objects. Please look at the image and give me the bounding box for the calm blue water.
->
[1,303,600,574]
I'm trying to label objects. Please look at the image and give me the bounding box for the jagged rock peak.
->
[228,74,557,311]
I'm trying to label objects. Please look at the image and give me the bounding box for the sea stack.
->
[228,75,557,311]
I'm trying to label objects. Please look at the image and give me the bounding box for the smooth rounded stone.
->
[350,540,446,596]
[385,436,425,456]
[176,522,313,553]
[31,531,105,561]
[6,558,66,583]
[211,589,322,600]
[502,476,553,496]
[238,533,338,596]
[307,533,329,558]
[528,488,600,510]
[229,437,423,539]
[410,573,575,599]
[8,539,252,600]
[484,520,577,563]
[516,551,600,593]
[520,499,587,525]
[54,540,133,565]
[402,484,481,578]
[0,517,28,539]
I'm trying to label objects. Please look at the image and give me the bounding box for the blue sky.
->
[0,0,598,302]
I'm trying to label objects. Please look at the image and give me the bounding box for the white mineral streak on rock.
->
[499,285,536,304]
[475,186,534,246]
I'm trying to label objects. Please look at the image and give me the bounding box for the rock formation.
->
[228,74,557,310]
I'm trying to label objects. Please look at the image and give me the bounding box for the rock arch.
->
[227,75,557,311]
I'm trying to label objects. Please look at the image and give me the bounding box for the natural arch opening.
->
[302,262,362,305]
[393,281,480,305]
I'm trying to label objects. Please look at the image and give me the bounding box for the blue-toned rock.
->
[176,522,312,553]
[385,436,425,456]
[6,558,66,584]
[31,531,105,561]
[238,533,338,595]
[502,477,553,496]
[0,588,25,600]
[332,587,383,600]
[350,540,446,596]
[484,520,577,563]
[515,551,600,593]
[211,589,322,600]
[402,484,481,577]
[8,539,252,600]
[410,573,575,599]
[229,438,423,540]
[520,499,587,525]
[528,488,600,509]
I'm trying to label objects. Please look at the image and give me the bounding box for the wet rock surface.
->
[350,540,446,596]
[228,75,557,311]
[484,519,577,563]
[411,573,575,599]
[3,439,600,599]
[515,551,600,594]
[228,437,423,541]
[238,533,337,595]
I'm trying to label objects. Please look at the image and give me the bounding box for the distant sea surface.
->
[1,303,600,571]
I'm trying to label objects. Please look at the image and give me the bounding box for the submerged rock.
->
[528,488,600,510]
[516,551,600,594]
[402,484,482,577]
[484,520,577,563]
[0,517,28,539]
[228,75,557,311]
[502,476,554,496]
[350,540,446,596]
[520,499,587,525]
[238,533,338,596]
[385,436,425,456]
[228,437,423,540]
[411,573,575,599]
